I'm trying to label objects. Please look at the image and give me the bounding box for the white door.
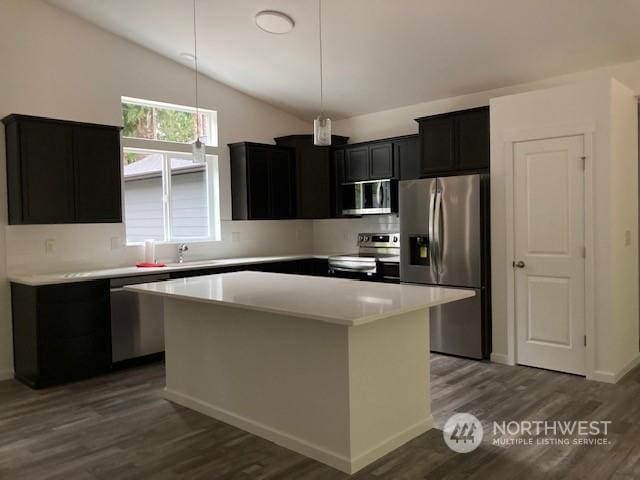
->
[514,135,585,375]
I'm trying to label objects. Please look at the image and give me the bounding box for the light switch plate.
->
[44,238,55,254]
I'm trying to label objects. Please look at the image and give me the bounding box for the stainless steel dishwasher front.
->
[110,273,170,363]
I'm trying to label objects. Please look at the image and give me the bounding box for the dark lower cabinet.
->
[3,114,123,225]
[11,280,111,389]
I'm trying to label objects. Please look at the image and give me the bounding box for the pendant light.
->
[313,0,331,146]
[191,0,206,163]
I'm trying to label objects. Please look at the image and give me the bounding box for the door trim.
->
[502,123,595,380]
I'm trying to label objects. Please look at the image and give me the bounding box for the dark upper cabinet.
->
[419,116,455,175]
[396,135,420,180]
[415,106,489,177]
[331,148,346,217]
[269,148,296,219]
[2,114,122,225]
[456,107,490,171]
[229,142,296,220]
[344,141,395,182]
[369,142,393,179]
[73,126,122,223]
[345,145,370,182]
[274,134,348,219]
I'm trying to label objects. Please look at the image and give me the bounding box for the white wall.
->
[490,78,639,380]
[0,0,315,378]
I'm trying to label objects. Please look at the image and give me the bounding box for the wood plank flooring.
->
[1,355,639,479]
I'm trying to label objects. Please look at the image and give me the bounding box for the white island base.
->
[128,272,474,474]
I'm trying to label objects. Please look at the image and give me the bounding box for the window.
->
[121,97,220,244]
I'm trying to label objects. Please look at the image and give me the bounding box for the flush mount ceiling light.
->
[179,52,196,61]
[255,10,295,34]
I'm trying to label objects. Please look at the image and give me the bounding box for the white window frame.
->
[121,97,221,245]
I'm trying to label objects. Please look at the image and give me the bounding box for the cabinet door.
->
[369,142,393,179]
[419,116,454,175]
[331,149,345,217]
[246,147,271,219]
[455,107,490,171]
[73,127,122,222]
[396,137,420,180]
[20,121,75,223]
[296,143,330,219]
[345,146,369,182]
[269,148,296,219]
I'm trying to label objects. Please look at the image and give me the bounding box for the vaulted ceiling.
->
[47,0,640,120]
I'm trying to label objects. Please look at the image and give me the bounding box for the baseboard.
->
[490,352,514,366]
[164,388,431,474]
[0,369,14,381]
[588,354,640,384]
[349,417,433,474]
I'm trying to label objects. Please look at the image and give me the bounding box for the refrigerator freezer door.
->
[437,174,482,288]
[400,178,438,285]
[430,287,483,359]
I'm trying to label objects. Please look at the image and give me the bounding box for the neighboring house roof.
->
[124,153,204,180]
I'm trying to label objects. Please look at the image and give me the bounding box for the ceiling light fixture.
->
[313,0,331,146]
[180,52,196,61]
[191,0,206,164]
[255,10,295,34]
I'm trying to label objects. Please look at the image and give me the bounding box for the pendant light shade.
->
[314,116,331,146]
[313,0,331,146]
[192,137,206,163]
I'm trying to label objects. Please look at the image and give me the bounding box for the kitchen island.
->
[126,271,474,474]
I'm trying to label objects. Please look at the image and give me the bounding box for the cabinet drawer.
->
[38,280,108,303]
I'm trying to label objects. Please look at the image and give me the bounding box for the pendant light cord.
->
[318,0,324,117]
[193,0,201,137]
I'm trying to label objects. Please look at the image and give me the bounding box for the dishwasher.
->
[110,274,170,364]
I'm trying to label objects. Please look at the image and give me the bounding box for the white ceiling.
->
[47,0,640,121]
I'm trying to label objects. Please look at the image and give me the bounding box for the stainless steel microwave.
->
[341,179,397,215]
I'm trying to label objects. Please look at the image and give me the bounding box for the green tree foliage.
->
[122,103,205,164]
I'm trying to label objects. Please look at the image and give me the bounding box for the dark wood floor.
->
[1,355,639,479]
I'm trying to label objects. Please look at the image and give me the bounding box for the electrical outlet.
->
[232,232,241,243]
[624,230,632,246]
[110,236,121,250]
[44,238,55,254]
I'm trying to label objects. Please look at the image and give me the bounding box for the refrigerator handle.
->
[434,190,443,274]
[428,190,437,274]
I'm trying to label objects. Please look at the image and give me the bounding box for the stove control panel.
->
[357,232,400,248]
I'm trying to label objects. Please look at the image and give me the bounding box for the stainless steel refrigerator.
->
[400,174,490,359]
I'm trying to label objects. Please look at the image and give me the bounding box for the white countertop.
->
[125,271,475,326]
[8,254,330,286]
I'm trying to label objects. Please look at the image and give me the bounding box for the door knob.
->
[513,260,526,268]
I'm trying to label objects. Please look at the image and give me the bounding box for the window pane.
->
[123,151,165,242]
[169,155,209,239]
[122,101,211,145]
[122,104,155,140]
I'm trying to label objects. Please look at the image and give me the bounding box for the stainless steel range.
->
[328,233,400,281]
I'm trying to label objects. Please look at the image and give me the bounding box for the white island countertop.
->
[126,270,475,326]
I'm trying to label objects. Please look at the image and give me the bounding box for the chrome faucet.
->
[177,243,189,263]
